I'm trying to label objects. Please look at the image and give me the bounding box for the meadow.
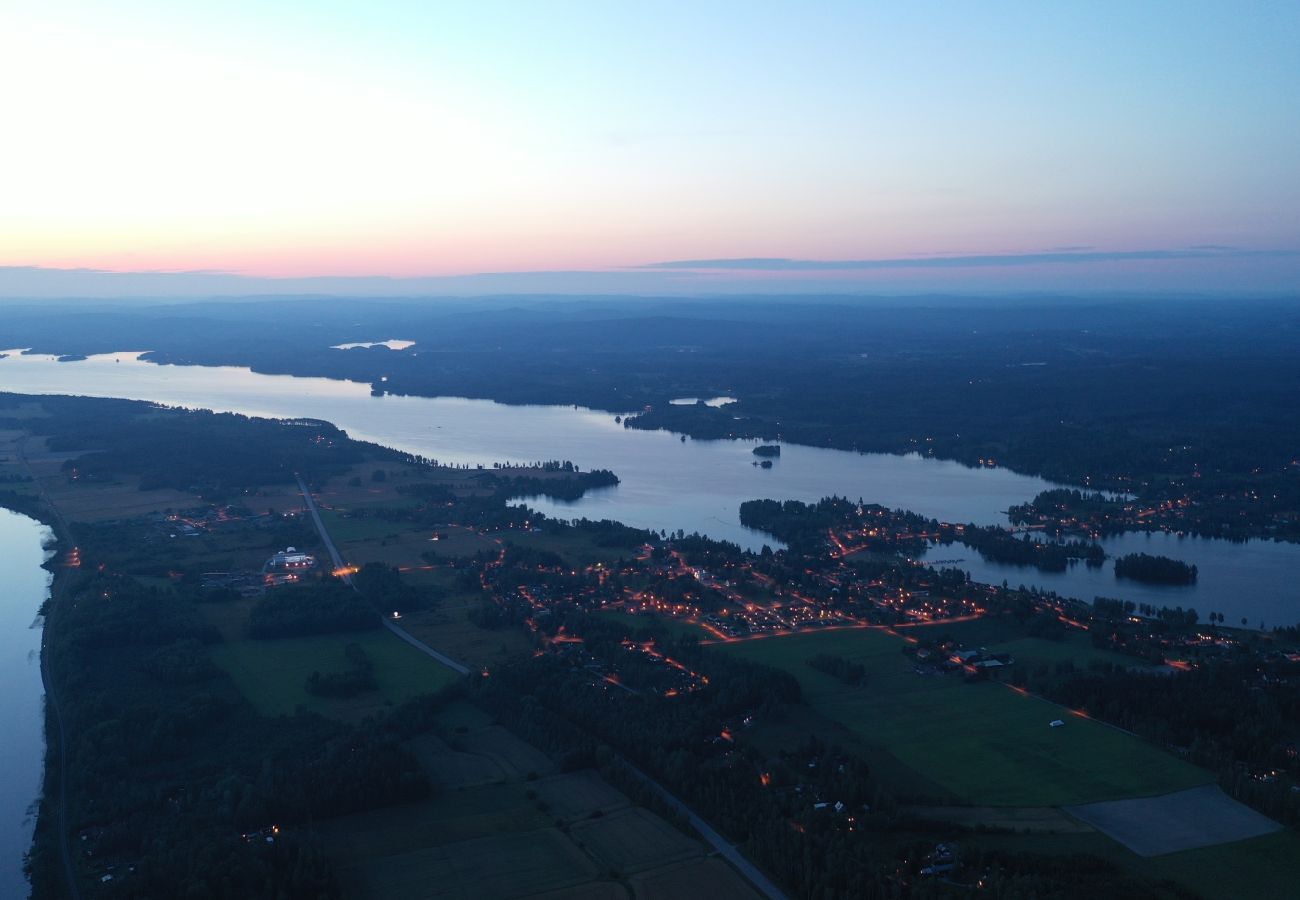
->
[719,628,1211,806]
[210,627,462,720]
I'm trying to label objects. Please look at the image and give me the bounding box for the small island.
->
[752,444,781,458]
[1114,552,1198,584]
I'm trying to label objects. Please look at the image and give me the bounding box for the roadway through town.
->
[294,476,789,898]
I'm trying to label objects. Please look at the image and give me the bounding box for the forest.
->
[32,573,432,899]
[950,525,1105,572]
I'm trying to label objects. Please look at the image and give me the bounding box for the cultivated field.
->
[341,827,601,899]
[320,702,761,900]
[1064,784,1281,856]
[569,807,702,875]
[719,628,1211,806]
[629,858,764,900]
[533,770,631,819]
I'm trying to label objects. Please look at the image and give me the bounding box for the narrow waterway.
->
[0,509,53,899]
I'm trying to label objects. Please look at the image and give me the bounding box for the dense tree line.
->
[1114,552,1198,584]
[306,643,377,697]
[3,395,378,501]
[949,525,1105,572]
[247,578,378,638]
[807,652,868,686]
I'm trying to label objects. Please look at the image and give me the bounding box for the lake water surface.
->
[0,509,52,899]
[1,350,1297,628]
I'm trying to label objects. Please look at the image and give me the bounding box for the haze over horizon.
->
[3,1,1298,297]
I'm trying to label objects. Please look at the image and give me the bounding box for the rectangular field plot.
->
[455,725,557,779]
[628,858,763,900]
[533,770,632,820]
[342,828,598,900]
[720,628,1211,806]
[318,782,551,861]
[1065,784,1281,856]
[211,628,461,719]
[569,807,701,875]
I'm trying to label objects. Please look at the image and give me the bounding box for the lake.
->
[0,509,53,899]
[917,530,1300,630]
[0,350,1297,628]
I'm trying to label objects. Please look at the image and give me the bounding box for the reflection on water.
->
[1,350,1297,627]
[916,529,1300,628]
[0,510,53,899]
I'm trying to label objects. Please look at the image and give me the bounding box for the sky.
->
[2,1,1298,297]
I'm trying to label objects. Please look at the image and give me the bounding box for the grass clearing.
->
[719,628,1211,806]
[1141,829,1300,900]
[210,627,461,720]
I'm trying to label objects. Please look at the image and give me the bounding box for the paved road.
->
[622,761,790,900]
[295,474,351,583]
[294,474,470,676]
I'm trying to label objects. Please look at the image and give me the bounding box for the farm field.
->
[971,827,1300,900]
[718,628,1211,806]
[569,807,702,875]
[210,627,461,720]
[1140,829,1300,900]
[1065,784,1281,856]
[629,858,763,900]
[319,702,761,900]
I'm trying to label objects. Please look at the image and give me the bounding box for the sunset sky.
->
[2,1,1298,295]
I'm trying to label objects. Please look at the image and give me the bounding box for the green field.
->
[317,508,411,544]
[594,609,714,642]
[1141,829,1300,900]
[719,628,1211,806]
[211,627,461,719]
